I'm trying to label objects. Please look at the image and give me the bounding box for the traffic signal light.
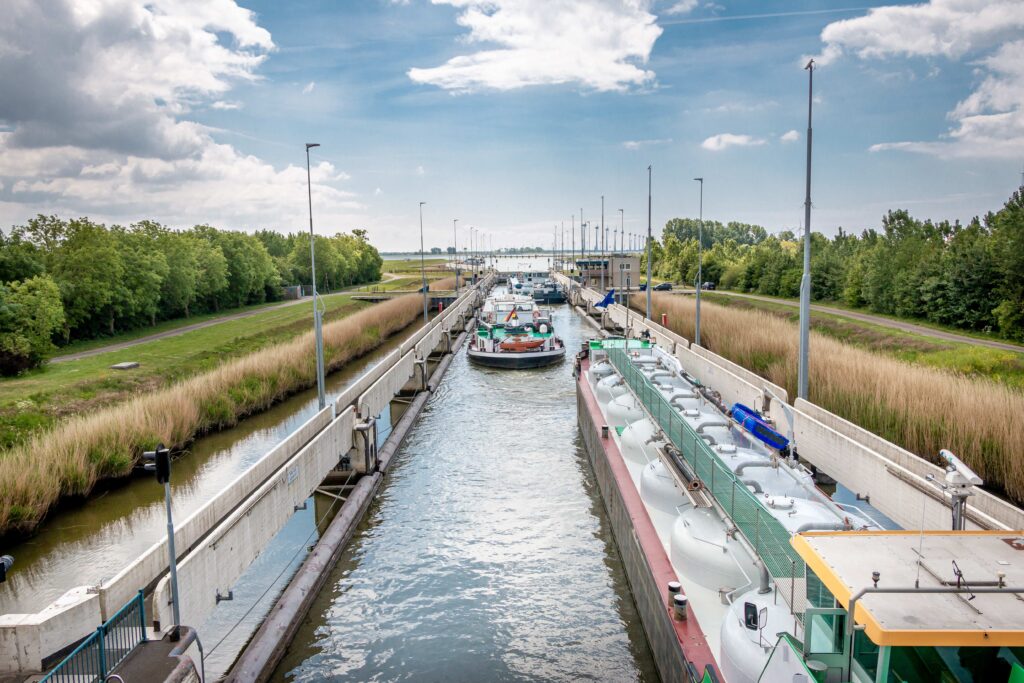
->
[143,443,171,484]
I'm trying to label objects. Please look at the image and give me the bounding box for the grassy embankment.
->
[636,292,1024,506]
[702,292,1024,390]
[0,294,423,535]
[0,293,369,451]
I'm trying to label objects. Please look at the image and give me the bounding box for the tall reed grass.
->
[0,294,423,535]
[429,276,457,291]
[635,293,1024,505]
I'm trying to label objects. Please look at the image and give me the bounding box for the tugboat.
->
[468,292,565,368]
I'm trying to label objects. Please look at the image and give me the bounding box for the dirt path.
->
[687,289,1024,353]
[50,274,403,363]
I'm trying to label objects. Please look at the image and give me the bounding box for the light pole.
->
[619,209,624,254]
[694,177,704,347]
[571,214,575,276]
[798,59,815,400]
[419,201,428,324]
[143,445,179,628]
[305,143,326,410]
[453,219,459,294]
[600,195,606,293]
[646,165,652,320]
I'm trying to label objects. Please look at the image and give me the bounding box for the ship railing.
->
[607,347,805,584]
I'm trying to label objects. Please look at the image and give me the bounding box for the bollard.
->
[661,313,668,327]
[667,581,681,606]
[672,593,688,621]
[438,301,444,312]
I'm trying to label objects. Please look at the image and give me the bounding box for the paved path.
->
[51,274,403,363]
[683,289,1024,354]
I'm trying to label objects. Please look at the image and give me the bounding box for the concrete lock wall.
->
[672,344,763,412]
[0,405,334,672]
[99,406,334,618]
[153,409,356,631]
[0,588,102,674]
[689,345,788,411]
[358,351,416,421]
[783,399,1024,531]
[767,399,980,531]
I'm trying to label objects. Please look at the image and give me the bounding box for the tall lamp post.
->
[694,177,704,346]
[305,143,326,410]
[600,195,606,293]
[646,165,652,320]
[453,218,459,294]
[419,201,428,324]
[618,209,624,254]
[798,60,815,400]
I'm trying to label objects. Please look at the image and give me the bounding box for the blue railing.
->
[41,590,148,683]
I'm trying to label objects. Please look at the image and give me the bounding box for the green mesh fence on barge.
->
[606,347,804,582]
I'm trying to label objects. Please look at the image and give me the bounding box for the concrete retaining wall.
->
[690,345,788,411]
[0,588,101,674]
[673,345,763,411]
[99,406,334,619]
[358,351,416,420]
[153,409,356,631]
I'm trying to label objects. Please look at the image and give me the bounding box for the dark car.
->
[701,281,716,291]
[653,282,673,291]
[639,282,648,291]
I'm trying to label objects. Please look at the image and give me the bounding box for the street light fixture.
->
[646,165,652,320]
[453,218,459,294]
[419,201,428,324]
[305,143,326,410]
[798,59,816,400]
[694,176,704,347]
[619,209,624,253]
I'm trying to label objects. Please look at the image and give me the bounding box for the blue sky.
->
[1,0,1022,251]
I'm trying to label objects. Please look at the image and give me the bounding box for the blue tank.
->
[730,403,789,451]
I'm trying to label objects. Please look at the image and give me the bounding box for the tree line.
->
[0,216,383,374]
[643,187,1024,341]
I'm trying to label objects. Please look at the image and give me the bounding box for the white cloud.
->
[780,129,800,143]
[414,165,425,176]
[302,81,316,94]
[407,0,663,92]
[814,0,1024,158]
[374,187,383,196]
[664,0,698,15]
[701,133,766,151]
[211,101,242,110]
[0,0,364,231]
[622,138,672,149]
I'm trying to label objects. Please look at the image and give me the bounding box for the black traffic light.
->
[143,443,171,484]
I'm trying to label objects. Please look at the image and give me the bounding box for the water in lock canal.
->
[275,304,658,682]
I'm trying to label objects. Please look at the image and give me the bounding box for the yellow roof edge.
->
[791,532,1024,647]
[797,529,1024,538]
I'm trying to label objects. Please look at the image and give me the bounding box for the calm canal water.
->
[274,303,658,682]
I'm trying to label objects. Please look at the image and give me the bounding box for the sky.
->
[0,0,1022,252]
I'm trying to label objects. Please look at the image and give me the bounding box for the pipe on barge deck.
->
[576,357,718,683]
[225,324,473,683]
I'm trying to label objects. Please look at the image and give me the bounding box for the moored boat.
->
[468,292,565,368]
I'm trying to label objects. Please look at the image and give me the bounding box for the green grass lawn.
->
[383,257,450,274]
[0,293,369,450]
[703,292,1024,390]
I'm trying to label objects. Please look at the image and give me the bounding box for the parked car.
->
[639,281,648,291]
[653,282,673,291]
[701,281,716,290]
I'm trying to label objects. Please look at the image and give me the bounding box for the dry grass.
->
[0,294,423,535]
[429,276,457,291]
[636,293,1024,505]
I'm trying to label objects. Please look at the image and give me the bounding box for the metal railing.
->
[607,347,804,581]
[41,590,147,683]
